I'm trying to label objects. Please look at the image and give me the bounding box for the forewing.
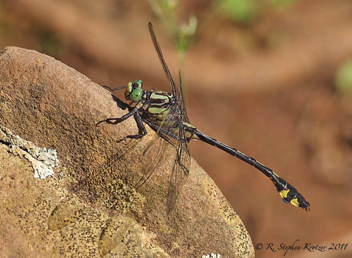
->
[148,22,191,213]
[148,23,179,106]
[178,70,190,123]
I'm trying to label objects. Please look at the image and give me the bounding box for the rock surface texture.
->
[0,47,254,258]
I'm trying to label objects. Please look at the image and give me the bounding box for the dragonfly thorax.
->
[126,80,143,103]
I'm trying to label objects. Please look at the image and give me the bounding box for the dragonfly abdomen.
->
[185,126,310,211]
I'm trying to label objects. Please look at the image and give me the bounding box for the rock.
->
[0,47,254,257]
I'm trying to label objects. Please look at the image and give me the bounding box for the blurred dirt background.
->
[1,0,352,257]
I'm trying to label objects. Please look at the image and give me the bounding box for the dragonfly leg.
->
[96,107,139,126]
[97,108,148,142]
[102,85,127,92]
[114,113,148,143]
[124,112,147,140]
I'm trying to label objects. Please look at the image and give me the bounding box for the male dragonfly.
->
[99,22,310,212]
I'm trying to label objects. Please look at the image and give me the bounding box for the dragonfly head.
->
[125,80,143,103]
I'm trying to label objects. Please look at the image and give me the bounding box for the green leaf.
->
[336,59,352,93]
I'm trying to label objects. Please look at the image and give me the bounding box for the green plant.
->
[336,59,352,94]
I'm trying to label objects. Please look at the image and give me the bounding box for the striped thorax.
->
[124,80,178,128]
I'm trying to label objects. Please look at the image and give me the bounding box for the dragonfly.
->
[99,22,310,212]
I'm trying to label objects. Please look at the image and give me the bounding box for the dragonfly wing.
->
[148,22,191,213]
[148,23,191,124]
[166,124,191,214]
[148,22,178,98]
[134,135,168,190]
[178,70,190,123]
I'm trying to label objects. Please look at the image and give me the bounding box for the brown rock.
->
[0,47,254,257]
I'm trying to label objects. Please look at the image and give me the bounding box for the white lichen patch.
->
[0,125,59,179]
[202,254,221,258]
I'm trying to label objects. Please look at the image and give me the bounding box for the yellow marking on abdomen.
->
[279,189,290,199]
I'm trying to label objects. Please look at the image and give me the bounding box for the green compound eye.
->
[133,79,142,85]
[125,80,143,102]
[130,87,143,102]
